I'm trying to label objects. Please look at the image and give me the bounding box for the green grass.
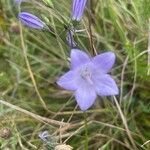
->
[0,0,150,149]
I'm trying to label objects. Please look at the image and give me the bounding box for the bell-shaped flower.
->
[57,49,119,111]
[18,12,47,29]
[71,0,87,21]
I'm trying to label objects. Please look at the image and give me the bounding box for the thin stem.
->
[128,43,137,110]
[0,100,68,126]
[120,56,129,104]
[141,140,150,148]
[147,19,150,75]
[19,15,54,114]
[88,0,97,56]
[84,112,88,150]
[113,96,137,150]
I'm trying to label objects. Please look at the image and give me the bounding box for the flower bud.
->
[66,30,77,48]
[18,12,46,29]
[71,0,87,21]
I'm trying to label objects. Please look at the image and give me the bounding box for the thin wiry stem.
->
[19,17,54,114]
[95,134,131,149]
[113,96,138,150]
[147,19,150,75]
[0,100,69,126]
[84,112,88,150]
[87,0,97,56]
[63,122,87,143]
[67,105,78,123]
[50,13,68,65]
[141,139,150,148]
[128,42,137,110]
[56,108,108,115]
[120,56,129,104]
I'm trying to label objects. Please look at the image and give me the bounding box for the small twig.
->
[67,105,78,123]
[56,108,108,115]
[141,139,150,148]
[53,122,84,137]
[0,100,69,127]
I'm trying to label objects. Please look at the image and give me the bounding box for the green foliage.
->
[0,0,150,149]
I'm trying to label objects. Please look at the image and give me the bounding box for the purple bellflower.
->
[57,49,119,111]
[72,0,87,21]
[18,12,46,29]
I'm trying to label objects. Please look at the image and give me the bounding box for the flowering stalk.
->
[71,0,87,21]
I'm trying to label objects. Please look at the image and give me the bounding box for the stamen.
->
[80,66,93,84]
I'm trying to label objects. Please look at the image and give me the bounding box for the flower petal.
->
[75,85,96,111]
[94,74,119,96]
[92,52,116,73]
[72,0,87,21]
[71,49,90,69]
[57,71,77,90]
[18,12,46,29]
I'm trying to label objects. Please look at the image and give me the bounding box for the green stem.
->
[84,112,88,150]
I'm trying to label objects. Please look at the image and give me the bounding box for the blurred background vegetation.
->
[0,0,150,149]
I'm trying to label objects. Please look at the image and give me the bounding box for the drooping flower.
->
[71,0,87,21]
[57,49,119,111]
[18,12,47,29]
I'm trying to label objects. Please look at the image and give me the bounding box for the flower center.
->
[80,66,93,84]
